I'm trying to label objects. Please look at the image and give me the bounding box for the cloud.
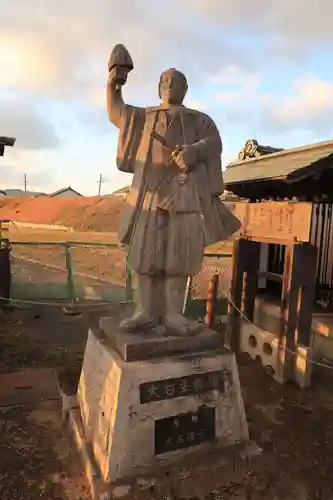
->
[0,149,53,190]
[2,0,333,195]
[0,0,258,104]
[261,76,333,133]
[0,94,59,150]
[182,0,333,53]
[0,163,29,189]
[183,99,207,112]
[212,65,260,90]
[1,0,332,108]
[214,65,261,124]
[213,68,333,137]
[216,68,260,104]
[87,88,105,109]
[0,32,62,93]
[0,164,51,191]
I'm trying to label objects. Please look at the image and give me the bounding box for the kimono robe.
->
[109,96,241,276]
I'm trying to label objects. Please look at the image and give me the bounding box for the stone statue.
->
[106,44,241,336]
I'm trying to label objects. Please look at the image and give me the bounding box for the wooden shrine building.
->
[223,138,333,388]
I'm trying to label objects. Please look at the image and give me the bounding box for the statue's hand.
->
[108,66,129,88]
[171,145,196,171]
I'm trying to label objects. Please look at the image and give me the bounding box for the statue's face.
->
[159,69,188,105]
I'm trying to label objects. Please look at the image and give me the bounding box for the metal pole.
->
[0,238,12,307]
[125,246,133,302]
[65,244,75,303]
[182,276,192,315]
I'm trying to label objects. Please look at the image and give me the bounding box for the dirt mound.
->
[0,195,236,234]
[0,195,126,232]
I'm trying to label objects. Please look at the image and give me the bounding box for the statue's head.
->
[158,68,188,105]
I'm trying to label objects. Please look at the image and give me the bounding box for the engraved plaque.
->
[233,201,313,243]
[140,370,227,404]
[154,405,216,455]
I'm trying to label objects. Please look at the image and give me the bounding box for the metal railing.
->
[5,239,232,316]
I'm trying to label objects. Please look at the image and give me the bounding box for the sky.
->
[1,0,333,195]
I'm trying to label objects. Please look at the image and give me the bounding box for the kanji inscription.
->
[139,370,227,404]
[154,406,215,455]
[233,201,313,243]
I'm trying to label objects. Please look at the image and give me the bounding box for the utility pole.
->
[24,173,27,192]
[97,173,104,196]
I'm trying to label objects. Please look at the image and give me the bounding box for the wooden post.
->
[277,244,299,382]
[242,240,261,322]
[297,244,317,346]
[205,273,219,328]
[225,239,247,352]
[277,243,317,385]
[277,242,317,381]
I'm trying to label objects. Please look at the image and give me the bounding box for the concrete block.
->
[295,345,314,389]
[240,322,313,388]
[240,322,280,375]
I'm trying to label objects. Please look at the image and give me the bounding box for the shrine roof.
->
[224,138,333,186]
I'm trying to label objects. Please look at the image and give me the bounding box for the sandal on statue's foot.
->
[164,314,202,337]
[119,312,156,333]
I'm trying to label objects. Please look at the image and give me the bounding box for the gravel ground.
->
[1,308,333,499]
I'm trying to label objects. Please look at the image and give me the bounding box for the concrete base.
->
[68,404,259,500]
[77,326,249,485]
[99,316,223,361]
[240,321,313,389]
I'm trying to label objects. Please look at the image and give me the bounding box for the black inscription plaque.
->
[154,405,216,455]
[140,370,227,404]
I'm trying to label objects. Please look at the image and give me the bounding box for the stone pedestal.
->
[76,316,249,485]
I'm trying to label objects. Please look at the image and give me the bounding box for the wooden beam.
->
[225,239,247,352]
[243,237,304,245]
[242,241,261,322]
[297,244,317,346]
[277,245,300,382]
[277,243,316,382]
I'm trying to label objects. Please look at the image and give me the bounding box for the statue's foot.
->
[119,312,156,333]
[164,314,203,337]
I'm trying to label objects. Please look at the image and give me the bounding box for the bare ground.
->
[0,401,91,500]
[1,306,333,499]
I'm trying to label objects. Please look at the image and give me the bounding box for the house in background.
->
[221,190,241,202]
[2,189,47,197]
[50,186,83,198]
[111,186,130,199]
[0,187,82,198]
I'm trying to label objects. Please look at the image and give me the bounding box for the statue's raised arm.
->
[106,44,134,128]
